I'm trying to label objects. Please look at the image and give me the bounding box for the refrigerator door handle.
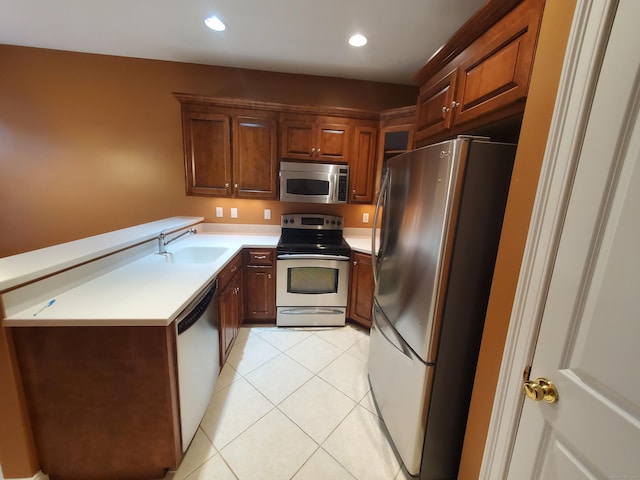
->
[373,303,417,360]
[371,171,389,286]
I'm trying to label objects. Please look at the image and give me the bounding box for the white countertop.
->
[4,232,279,327]
[2,219,374,328]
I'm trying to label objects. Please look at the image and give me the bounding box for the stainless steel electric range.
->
[276,213,351,326]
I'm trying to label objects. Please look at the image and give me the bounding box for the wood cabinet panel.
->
[454,0,541,126]
[183,112,231,196]
[350,125,378,204]
[280,115,352,163]
[244,266,275,321]
[219,253,243,366]
[11,326,181,480]
[316,123,351,161]
[416,69,457,140]
[348,252,374,329]
[413,0,544,145]
[232,115,278,198]
[244,249,276,322]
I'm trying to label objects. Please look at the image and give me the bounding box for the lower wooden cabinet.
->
[218,252,243,366]
[11,325,181,480]
[244,249,276,322]
[348,252,374,329]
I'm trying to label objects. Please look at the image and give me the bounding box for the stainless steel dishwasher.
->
[175,278,220,452]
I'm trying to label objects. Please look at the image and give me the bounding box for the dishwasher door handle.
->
[177,278,218,335]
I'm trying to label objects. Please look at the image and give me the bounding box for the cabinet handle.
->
[317,148,321,155]
[225,182,230,188]
[312,147,316,154]
[267,274,271,279]
[254,255,266,259]
[441,106,450,117]
[353,261,358,266]
[234,183,238,189]
[352,189,356,200]
[231,265,238,273]
[451,101,460,109]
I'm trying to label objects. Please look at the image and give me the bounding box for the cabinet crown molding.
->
[174,93,380,121]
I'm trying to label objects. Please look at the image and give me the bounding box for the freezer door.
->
[368,301,434,476]
[374,140,466,362]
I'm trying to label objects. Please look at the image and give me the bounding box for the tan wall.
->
[457,1,578,478]
[0,46,416,477]
[0,46,416,259]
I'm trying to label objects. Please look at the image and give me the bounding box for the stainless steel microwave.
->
[279,161,349,204]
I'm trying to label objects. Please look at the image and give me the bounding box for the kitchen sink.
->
[164,246,228,264]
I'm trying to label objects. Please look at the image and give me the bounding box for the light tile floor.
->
[164,325,412,480]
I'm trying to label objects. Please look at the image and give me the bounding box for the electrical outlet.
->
[362,212,370,223]
[216,207,223,218]
[230,208,238,219]
[264,209,271,220]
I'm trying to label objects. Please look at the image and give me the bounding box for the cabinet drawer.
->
[245,249,274,266]
[218,252,243,287]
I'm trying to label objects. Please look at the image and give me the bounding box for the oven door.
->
[276,255,349,306]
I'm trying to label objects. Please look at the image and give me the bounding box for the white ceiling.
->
[0,0,488,85]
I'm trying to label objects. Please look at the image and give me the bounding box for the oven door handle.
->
[277,254,350,261]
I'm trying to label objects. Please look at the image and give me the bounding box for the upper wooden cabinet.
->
[280,115,353,163]
[413,0,545,146]
[177,96,278,199]
[349,123,378,204]
[232,115,278,198]
[182,111,232,197]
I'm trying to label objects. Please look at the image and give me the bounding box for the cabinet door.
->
[452,0,543,126]
[316,122,352,162]
[348,252,374,329]
[232,115,278,199]
[415,69,457,141]
[183,112,231,196]
[281,120,316,160]
[244,266,275,321]
[350,125,378,204]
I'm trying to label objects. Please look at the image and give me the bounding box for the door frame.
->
[479,0,620,477]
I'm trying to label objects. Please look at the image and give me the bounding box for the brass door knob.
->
[522,366,559,403]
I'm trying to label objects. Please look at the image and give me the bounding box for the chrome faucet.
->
[157,228,197,254]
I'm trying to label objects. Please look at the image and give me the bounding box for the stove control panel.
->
[281,213,343,230]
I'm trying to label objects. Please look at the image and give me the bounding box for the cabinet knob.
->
[451,101,460,109]
[353,261,358,266]
[225,182,230,188]
[441,106,450,117]
[312,147,316,153]
[317,148,321,155]
[234,183,238,189]
[267,274,271,279]
[352,189,356,200]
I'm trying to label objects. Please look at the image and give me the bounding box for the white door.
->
[503,0,640,478]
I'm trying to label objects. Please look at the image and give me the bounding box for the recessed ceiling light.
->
[204,16,226,32]
[348,34,367,47]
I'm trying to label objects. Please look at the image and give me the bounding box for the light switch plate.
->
[230,208,238,219]
[362,212,370,223]
[216,207,223,218]
[264,209,271,220]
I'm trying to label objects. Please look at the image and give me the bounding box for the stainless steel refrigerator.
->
[368,136,516,479]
